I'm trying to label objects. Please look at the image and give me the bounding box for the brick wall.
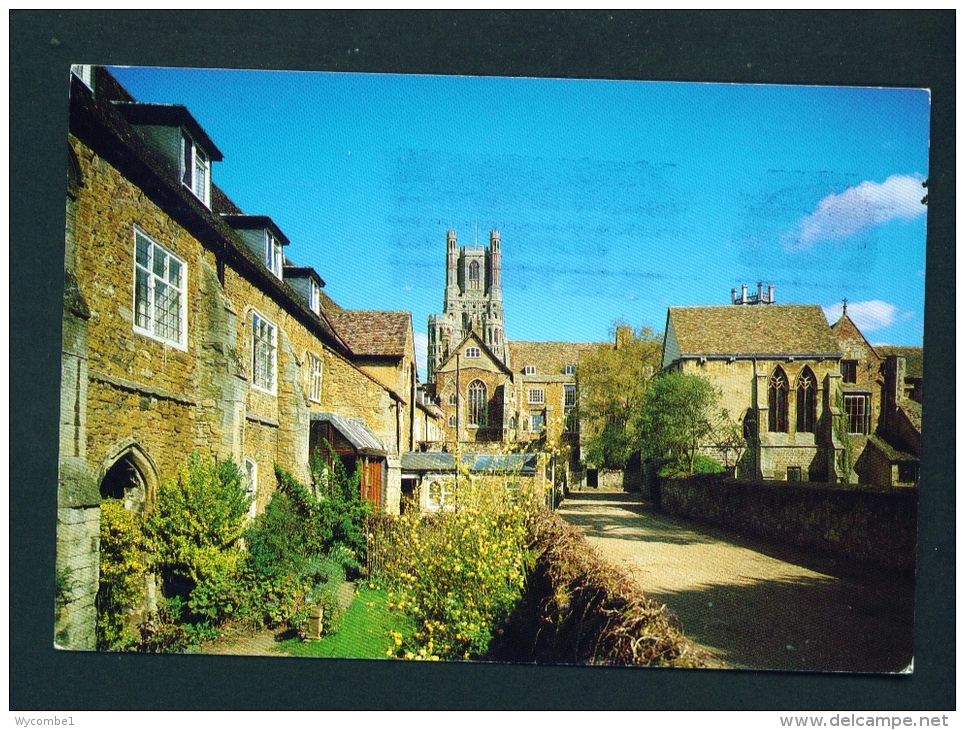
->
[659,474,918,571]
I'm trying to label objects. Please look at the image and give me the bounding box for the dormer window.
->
[524,365,535,376]
[564,364,576,376]
[309,279,321,314]
[266,231,283,279]
[181,131,210,207]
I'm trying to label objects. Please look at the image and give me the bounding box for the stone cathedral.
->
[427,229,507,383]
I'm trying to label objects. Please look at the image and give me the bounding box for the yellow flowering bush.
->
[384,463,544,660]
[97,499,148,650]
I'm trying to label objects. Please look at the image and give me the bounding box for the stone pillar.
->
[56,269,101,650]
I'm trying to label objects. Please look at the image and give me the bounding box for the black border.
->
[11,10,955,710]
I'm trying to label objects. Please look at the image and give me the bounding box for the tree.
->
[577,324,663,469]
[637,371,720,476]
[708,409,747,477]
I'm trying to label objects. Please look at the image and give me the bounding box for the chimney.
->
[731,288,738,305]
[741,284,748,304]
[757,281,764,302]
[768,283,775,304]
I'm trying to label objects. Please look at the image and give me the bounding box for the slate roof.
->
[507,341,601,375]
[310,413,386,456]
[875,346,924,378]
[401,452,538,475]
[667,305,840,357]
[326,310,411,358]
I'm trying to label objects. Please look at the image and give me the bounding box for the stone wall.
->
[659,474,918,571]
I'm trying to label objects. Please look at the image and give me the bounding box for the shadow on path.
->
[558,491,915,673]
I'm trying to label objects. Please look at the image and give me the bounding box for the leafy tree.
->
[637,371,720,476]
[578,324,663,469]
[708,409,748,477]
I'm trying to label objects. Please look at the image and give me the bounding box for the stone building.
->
[661,286,922,486]
[425,230,604,456]
[57,66,421,649]
[427,229,507,383]
[662,295,846,482]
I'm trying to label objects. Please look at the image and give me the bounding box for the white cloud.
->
[822,299,907,332]
[413,332,428,381]
[786,174,926,251]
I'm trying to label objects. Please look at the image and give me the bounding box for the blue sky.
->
[109,67,930,380]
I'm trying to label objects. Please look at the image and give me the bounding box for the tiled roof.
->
[667,305,840,357]
[401,452,538,474]
[875,346,924,378]
[507,341,601,375]
[327,310,411,358]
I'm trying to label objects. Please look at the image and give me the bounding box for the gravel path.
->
[558,491,915,673]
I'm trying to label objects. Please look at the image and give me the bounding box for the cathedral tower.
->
[427,229,507,383]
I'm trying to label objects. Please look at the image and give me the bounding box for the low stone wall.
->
[659,474,918,572]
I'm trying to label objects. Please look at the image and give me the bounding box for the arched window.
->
[796,367,817,433]
[448,392,458,405]
[448,414,457,428]
[768,366,788,432]
[468,260,480,289]
[243,458,258,519]
[468,379,487,427]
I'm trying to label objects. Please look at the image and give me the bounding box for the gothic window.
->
[449,392,458,406]
[844,394,872,435]
[468,379,487,427]
[448,415,456,428]
[768,366,788,432]
[796,367,817,433]
[133,227,187,350]
[468,260,480,289]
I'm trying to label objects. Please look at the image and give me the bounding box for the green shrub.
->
[96,499,148,650]
[147,453,250,626]
[691,453,725,474]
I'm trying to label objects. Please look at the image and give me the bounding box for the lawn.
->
[276,587,407,659]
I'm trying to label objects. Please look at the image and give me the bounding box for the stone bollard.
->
[307,606,323,640]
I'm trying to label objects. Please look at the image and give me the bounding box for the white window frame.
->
[309,279,321,315]
[251,311,278,394]
[564,384,577,408]
[564,364,576,376]
[448,392,458,406]
[528,388,545,405]
[523,365,535,375]
[530,411,545,433]
[244,458,258,519]
[132,227,187,350]
[265,231,283,279]
[308,353,323,404]
[180,131,211,207]
[465,346,480,359]
[70,64,93,90]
